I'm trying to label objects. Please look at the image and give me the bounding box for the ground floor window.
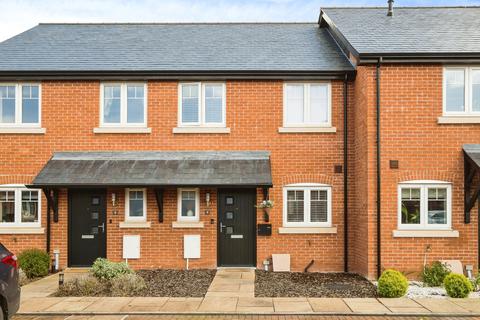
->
[125,188,147,221]
[398,181,452,230]
[0,186,41,226]
[282,184,332,227]
[177,188,200,221]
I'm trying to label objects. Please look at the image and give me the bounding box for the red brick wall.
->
[350,64,479,279]
[0,80,347,272]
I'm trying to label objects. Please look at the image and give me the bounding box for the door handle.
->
[98,223,105,233]
[219,222,226,233]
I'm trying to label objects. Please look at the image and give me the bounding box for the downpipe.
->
[376,57,382,279]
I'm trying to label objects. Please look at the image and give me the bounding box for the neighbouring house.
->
[0,5,479,280]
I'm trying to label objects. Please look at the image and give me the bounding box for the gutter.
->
[343,74,349,272]
[376,57,382,279]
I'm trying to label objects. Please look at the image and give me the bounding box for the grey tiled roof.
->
[32,151,272,187]
[0,23,353,72]
[321,7,480,55]
[464,145,480,169]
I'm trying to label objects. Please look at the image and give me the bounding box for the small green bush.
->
[378,269,408,298]
[91,258,132,281]
[56,276,105,297]
[444,273,473,298]
[421,261,451,287]
[110,273,146,296]
[18,249,50,279]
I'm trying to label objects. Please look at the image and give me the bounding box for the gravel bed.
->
[138,269,216,297]
[405,281,480,299]
[255,270,377,298]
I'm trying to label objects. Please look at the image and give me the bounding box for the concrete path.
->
[16,268,480,316]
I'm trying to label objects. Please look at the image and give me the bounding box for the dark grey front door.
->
[217,189,256,266]
[68,189,106,267]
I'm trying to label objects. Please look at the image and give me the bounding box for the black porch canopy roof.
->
[463,144,480,223]
[31,151,273,188]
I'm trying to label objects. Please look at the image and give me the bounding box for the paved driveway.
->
[11,315,480,319]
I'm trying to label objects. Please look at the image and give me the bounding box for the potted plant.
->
[256,200,274,222]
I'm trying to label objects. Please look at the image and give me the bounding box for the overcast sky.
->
[1,0,479,41]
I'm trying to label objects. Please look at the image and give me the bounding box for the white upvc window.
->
[0,186,41,227]
[283,184,332,227]
[125,188,147,222]
[443,67,480,115]
[283,82,331,127]
[0,83,41,127]
[100,83,147,127]
[177,188,200,222]
[178,82,226,127]
[398,181,452,230]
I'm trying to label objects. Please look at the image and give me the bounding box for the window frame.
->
[0,185,41,227]
[282,183,332,228]
[283,82,332,128]
[178,82,226,127]
[177,188,200,222]
[124,188,147,222]
[0,83,42,127]
[100,82,148,128]
[443,66,480,116]
[397,181,452,231]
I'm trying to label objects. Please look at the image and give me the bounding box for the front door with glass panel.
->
[217,189,256,266]
[68,189,106,267]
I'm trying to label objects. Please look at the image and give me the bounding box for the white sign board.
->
[123,235,140,259]
[184,235,201,259]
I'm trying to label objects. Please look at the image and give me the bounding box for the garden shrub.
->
[56,276,105,297]
[444,273,473,298]
[421,261,451,287]
[18,249,50,279]
[91,258,132,280]
[110,273,146,296]
[377,269,408,298]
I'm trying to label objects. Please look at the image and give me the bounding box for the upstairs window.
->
[0,186,41,227]
[398,181,451,230]
[444,67,480,115]
[178,83,225,127]
[0,84,41,126]
[283,83,331,127]
[101,83,147,127]
[283,184,332,227]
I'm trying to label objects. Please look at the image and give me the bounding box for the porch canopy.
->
[463,144,480,223]
[31,151,273,188]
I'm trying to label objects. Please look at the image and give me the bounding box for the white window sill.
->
[172,221,204,228]
[0,227,45,234]
[172,127,230,134]
[278,127,336,133]
[278,227,337,234]
[437,116,480,124]
[93,127,152,134]
[393,230,459,238]
[119,221,151,229]
[0,127,46,134]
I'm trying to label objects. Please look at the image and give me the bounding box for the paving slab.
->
[308,298,352,313]
[18,297,66,312]
[67,316,127,320]
[204,291,253,298]
[343,298,391,314]
[121,297,168,312]
[387,307,432,314]
[44,297,97,312]
[83,297,133,312]
[160,297,202,312]
[448,298,480,313]
[237,297,273,308]
[197,297,238,312]
[273,298,313,313]
[236,306,275,313]
[378,297,423,308]
[414,298,470,313]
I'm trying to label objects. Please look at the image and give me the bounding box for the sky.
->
[1,0,479,42]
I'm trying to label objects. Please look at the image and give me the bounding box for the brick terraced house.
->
[0,5,479,279]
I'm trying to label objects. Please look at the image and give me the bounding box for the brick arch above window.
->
[281,174,336,187]
[395,171,460,185]
[0,175,35,186]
